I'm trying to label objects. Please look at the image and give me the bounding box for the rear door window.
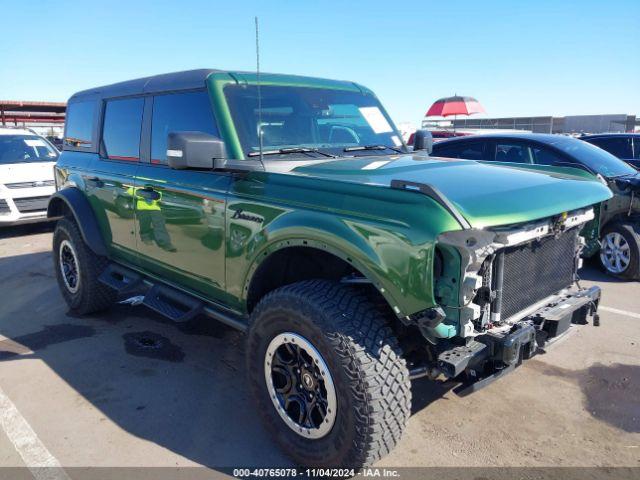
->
[101,97,144,161]
[495,142,531,163]
[64,101,96,149]
[150,91,219,164]
[532,146,565,166]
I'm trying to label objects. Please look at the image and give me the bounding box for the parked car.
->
[46,135,64,151]
[0,127,59,226]
[49,70,610,468]
[407,129,469,146]
[580,133,640,169]
[432,133,640,279]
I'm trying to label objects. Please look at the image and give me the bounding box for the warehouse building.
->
[432,113,639,134]
[0,100,66,137]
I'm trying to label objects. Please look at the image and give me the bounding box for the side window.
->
[64,101,96,149]
[588,137,632,159]
[435,142,485,160]
[634,138,640,160]
[495,143,531,163]
[151,91,219,164]
[532,147,565,166]
[101,97,144,161]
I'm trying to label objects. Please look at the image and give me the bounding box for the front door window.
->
[496,143,531,163]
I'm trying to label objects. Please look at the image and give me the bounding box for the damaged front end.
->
[412,208,601,391]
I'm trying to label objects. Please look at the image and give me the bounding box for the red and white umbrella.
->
[426,95,485,117]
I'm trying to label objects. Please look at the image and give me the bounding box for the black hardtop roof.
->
[68,69,222,102]
[67,69,364,103]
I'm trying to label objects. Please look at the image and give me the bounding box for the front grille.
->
[13,196,49,213]
[5,180,55,189]
[499,228,578,320]
[0,199,9,214]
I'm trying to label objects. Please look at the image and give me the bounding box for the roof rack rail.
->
[390,179,471,230]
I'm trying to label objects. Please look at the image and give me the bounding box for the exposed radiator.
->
[498,228,578,321]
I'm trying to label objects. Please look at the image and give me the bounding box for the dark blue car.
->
[432,133,640,279]
[580,133,640,170]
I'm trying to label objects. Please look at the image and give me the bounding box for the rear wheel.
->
[246,280,411,468]
[599,222,640,280]
[53,217,116,314]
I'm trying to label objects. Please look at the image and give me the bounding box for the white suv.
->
[0,128,59,225]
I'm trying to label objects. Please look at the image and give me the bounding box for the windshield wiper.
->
[248,147,337,158]
[343,145,403,153]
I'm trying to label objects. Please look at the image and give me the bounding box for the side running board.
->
[99,263,248,331]
[99,264,143,295]
[142,284,203,323]
[390,179,471,230]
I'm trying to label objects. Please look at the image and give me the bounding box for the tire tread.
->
[250,280,411,467]
[53,217,116,314]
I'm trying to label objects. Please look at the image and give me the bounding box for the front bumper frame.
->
[437,285,601,394]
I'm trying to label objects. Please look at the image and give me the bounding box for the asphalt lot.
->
[0,223,638,476]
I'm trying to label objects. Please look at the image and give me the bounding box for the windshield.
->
[224,84,405,158]
[553,137,636,178]
[0,135,59,164]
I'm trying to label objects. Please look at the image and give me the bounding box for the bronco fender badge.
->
[231,208,264,224]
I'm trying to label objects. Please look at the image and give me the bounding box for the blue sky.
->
[2,0,638,125]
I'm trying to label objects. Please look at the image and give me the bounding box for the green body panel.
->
[289,154,612,228]
[84,153,140,266]
[478,160,601,180]
[132,164,231,303]
[207,73,244,160]
[55,70,614,328]
[477,159,640,255]
[224,171,461,315]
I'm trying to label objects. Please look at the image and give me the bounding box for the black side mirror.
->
[413,129,433,154]
[167,131,226,169]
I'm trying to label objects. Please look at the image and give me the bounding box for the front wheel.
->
[599,222,640,280]
[246,280,411,468]
[53,217,116,314]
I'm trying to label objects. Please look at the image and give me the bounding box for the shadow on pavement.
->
[0,222,55,239]
[578,258,635,284]
[410,377,456,414]
[0,250,290,469]
[529,360,640,434]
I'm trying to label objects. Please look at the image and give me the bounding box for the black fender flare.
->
[47,188,108,256]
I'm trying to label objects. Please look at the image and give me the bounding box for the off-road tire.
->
[599,222,640,280]
[246,280,411,468]
[53,217,116,314]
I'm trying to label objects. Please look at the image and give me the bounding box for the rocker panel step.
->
[99,264,143,295]
[142,284,203,323]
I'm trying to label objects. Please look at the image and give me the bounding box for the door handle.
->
[137,187,161,201]
[85,176,103,188]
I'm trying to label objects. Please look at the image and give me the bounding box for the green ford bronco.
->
[49,69,612,467]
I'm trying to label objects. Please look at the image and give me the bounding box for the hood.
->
[0,161,56,185]
[288,154,613,228]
